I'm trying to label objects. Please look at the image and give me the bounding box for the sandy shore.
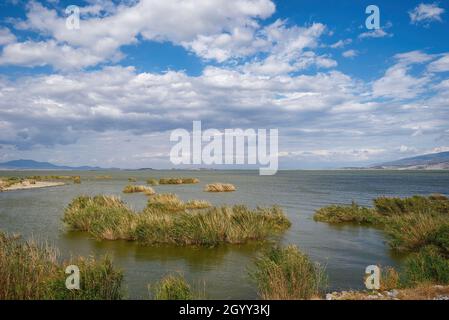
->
[0,180,65,191]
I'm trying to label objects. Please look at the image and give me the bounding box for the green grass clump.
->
[147,178,159,186]
[313,202,383,225]
[374,195,449,216]
[0,232,124,300]
[123,185,155,195]
[152,274,193,300]
[249,245,326,300]
[159,178,199,185]
[63,196,135,240]
[401,246,449,287]
[63,196,291,246]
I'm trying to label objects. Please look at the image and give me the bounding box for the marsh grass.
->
[146,193,211,211]
[0,232,124,300]
[28,175,82,184]
[313,202,383,225]
[147,178,159,186]
[151,274,194,300]
[159,178,200,185]
[314,195,449,254]
[401,246,449,287]
[123,185,155,195]
[147,193,187,212]
[374,195,449,216]
[63,196,291,246]
[249,245,327,300]
[385,213,449,252]
[204,183,236,192]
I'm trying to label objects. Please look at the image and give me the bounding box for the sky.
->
[0,0,448,169]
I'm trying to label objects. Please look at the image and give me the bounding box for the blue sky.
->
[0,0,448,169]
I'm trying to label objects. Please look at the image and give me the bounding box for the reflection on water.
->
[1,170,448,299]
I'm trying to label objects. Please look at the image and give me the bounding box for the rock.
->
[326,293,333,300]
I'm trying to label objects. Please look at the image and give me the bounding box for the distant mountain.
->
[371,152,449,170]
[0,159,107,170]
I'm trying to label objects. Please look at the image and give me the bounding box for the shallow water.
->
[1,170,448,299]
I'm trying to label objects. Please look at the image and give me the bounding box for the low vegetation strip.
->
[122,185,155,195]
[0,232,124,300]
[204,183,236,192]
[159,178,200,185]
[63,195,291,246]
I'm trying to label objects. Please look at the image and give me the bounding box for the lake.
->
[1,170,448,299]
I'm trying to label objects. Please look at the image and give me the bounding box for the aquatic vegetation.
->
[374,195,449,216]
[313,202,383,225]
[159,178,200,185]
[151,274,193,300]
[146,178,159,186]
[63,196,291,246]
[0,232,124,300]
[73,176,81,184]
[314,195,449,254]
[385,213,449,252]
[128,178,137,182]
[204,183,236,192]
[123,185,155,195]
[147,193,187,212]
[28,175,82,183]
[249,245,327,300]
[401,246,449,287]
[94,175,112,180]
[147,193,211,212]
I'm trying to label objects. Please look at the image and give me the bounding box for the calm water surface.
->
[1,170,448,299]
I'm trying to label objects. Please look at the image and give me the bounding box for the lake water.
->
[1,170,448,299]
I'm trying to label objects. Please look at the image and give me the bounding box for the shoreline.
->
[0,180,65,191]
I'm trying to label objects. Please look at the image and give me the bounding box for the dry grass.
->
[123,185,155,195]
[204,183,236,193]
[396,284,449,300]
